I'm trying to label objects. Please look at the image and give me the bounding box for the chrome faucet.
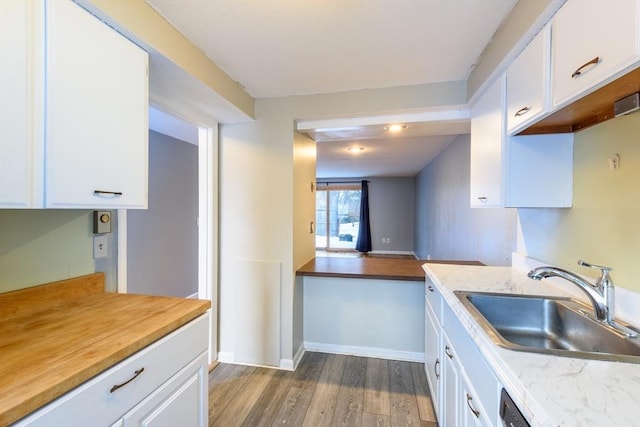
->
[528,260,637,338]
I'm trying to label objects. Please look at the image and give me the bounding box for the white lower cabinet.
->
[425,281,501,426]
[424,296,441,420]
[442,333,461,426]
[14,313,209,427]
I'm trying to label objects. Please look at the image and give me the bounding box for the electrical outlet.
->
[93,235,108,259]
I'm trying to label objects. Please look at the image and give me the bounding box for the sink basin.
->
[455,291,640,363]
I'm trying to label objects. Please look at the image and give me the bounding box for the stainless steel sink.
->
[455,291,640,363]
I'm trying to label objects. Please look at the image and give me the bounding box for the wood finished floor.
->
[208,352,437,427]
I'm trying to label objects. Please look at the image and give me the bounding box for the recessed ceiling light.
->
[347,146,365,153]
[384,124,407,132]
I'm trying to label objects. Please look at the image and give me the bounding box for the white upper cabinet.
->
[0,0,148,209]
[471,74,574,209]
[0,1,44,208]
[45,1,148,208]
[470,75,506,208]
[506,25,550,135]
[551,0,640,108]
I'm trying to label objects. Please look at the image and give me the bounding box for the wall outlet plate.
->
[93,235,108,259]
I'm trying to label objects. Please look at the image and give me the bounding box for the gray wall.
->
[368,177,415,252]
[127,131,198,297]
[414,134,516,265]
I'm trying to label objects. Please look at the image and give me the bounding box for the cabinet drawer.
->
[425,276,443,322]
[15,313,209,426]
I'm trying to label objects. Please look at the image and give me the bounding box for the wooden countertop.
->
[296,256,484,281]
[0,273,210,426]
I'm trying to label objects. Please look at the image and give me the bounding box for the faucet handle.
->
[578,260,612,272]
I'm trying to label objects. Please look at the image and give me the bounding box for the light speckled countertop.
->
[423,263,640,427]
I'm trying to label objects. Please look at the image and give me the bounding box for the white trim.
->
[198,126,218,365]
[186,292,199,299]
[116,209,127,293]
[368,250,417,258]
[304,341,424,363]
[217,352,234,364]
[291,343,306,370]
[296,106,469,132]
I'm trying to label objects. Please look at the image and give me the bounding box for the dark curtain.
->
[356,180,372,253]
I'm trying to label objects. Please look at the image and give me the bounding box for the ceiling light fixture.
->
[347,146,365,153]
[384,124,407,132]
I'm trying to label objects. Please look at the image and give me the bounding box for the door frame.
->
[117,123,218,364]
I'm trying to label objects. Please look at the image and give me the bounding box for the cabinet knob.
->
[571,56,601,78]
[428,285,434,292]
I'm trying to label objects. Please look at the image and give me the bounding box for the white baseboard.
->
[369,250,417,257]
[217,352,234,363]
[304,341,424,363]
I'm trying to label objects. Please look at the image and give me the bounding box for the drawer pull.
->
[445,345,454,359]
[94,190,123,197]
[466,393,480,418]
[428,285,434,292]
[434,359,440,379]
[571,56,600,78]
[477,197,487,202]
[514,106,531,117]
[110,368,144,393]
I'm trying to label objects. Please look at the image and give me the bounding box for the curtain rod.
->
[316,180,369,184]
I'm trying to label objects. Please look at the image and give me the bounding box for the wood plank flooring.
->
[209,352,437,427]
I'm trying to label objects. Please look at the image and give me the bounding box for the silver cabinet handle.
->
[94,190,123,197]
[514,106,531,117]
[571,56,600,78]
[466,393,480,418]
[110,368,144,393]
[445,345,454,359]
[434,359,440,379]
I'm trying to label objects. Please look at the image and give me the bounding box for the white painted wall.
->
[414,134,517,265]
[303,276,424,362]
[218,83,465,368]
[517,113,640,292]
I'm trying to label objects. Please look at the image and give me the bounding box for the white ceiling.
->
[145,0,518,177]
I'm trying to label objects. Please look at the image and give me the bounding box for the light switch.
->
[94,235,108,259]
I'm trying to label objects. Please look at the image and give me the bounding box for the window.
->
[315,183,361,251]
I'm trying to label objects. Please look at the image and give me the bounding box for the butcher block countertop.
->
[0,273,210,426]
[297,256,484,281]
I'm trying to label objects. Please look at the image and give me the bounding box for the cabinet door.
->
[123,352,208,427]
[44,0,148,208]
[0,1,43,208]
[470,75,506,207]
[552,0,640,108]
[424,299,441,420]
[461,374,490,427]
[506,26,550,135]
[442,334,460,427]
